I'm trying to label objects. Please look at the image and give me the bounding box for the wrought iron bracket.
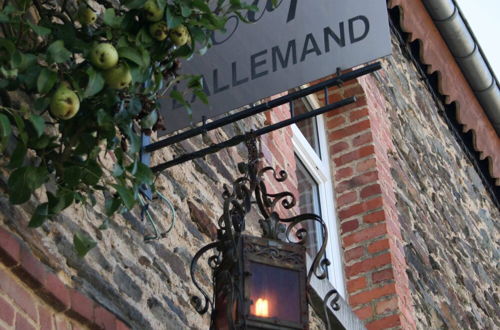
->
[140,62,381,172]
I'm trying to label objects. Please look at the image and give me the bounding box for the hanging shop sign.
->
[159,0,391,134]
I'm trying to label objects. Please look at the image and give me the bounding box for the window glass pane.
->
[248,262,301,324]
[291,98,321,157]
[295,158,322,258]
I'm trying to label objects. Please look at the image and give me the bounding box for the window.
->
[291,94,346,297]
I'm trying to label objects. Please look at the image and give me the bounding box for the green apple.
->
[103,63,132,89]
[50,85,80,120]
[149,21,168,41]
[89,43,118,70]
[170,25,190,47]
[78,7,97,26]
[143,0,164,22]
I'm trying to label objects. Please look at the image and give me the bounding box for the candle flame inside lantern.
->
[255,298,269,317]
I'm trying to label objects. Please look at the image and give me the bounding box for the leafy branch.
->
[0,0,258,257]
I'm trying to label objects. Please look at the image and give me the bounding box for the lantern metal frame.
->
[189,138,341,330]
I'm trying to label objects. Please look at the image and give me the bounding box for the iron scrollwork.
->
[189,136,341,329]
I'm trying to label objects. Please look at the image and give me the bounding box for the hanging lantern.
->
[212,235,308,329]
[189,139,339,330]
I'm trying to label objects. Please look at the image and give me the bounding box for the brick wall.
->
[0,227,128,330]
[315,75,416,330]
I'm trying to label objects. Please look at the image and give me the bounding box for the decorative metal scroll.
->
[189,136,341,329]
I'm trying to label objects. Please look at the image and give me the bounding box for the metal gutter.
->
[421,0,500,135]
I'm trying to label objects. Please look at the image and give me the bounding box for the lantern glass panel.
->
[248,261,301,324]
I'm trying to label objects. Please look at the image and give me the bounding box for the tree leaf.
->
[191,0,211,13]
[48,190,74,215]
[122,124,141,154]
[84,66,105,98]
[104,196,121,216]
[47,40,72,64]
[140,109,158,129]
[98,217,110,230]
[113,184,136,210]
[132,162,154,185]
[7,141,26,169]
[103,8,123,28]
[73,232,97,257]
[170,90,188,107]
[165,6,182,29]
[118,47,144,67]
[63,166,81,188]
[8,166,47,204]
[194,89,209,104]
[28,203,49,228]
[29,115,45,137]
[180,4,192,17]
[0,113,11,137]
[123,0,147,9]
[80,160,103,186]
[0,39,15,56]
[27,21,51,36]
[37,68,57,94]
[172,44,193,58]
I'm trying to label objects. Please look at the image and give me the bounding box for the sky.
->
[454,0,500,78]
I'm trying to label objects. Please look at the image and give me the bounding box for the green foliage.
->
[0,0,256,255]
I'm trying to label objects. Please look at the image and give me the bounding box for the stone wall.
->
[0,91,332,329]
[367,33,500,329]
[0,110,266,329]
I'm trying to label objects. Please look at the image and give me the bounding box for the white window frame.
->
[291,94,346,297]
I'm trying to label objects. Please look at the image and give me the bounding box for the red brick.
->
[368,239,390,254]
[13,247,47,289]
[337,192,357,207]
[39,305,54,330]
[347,277,367,293]
[353,132,373,147]
[333,97,368,115]
[324,93,344,107]
[94,306,117,330]
[341,219,359,234]
[345,246,365,262]
[366,314,401,330]
[55,315,71,330]
[334,167,354,181]
[0,227,21,267]
[0,268,37,320]
[66,289,95,325]
[334,145,375,167]
[0,296,14,326]
[328,120,371,140]
[363,210,386,224]
[71,322,86,330]
[15,314,36,330]
[372,268,394,283]
[360,184,382,199]
[376,296,399,315]
[354,305,373,320]
[349,283,396,306]
[116,320,130,330]
[330,141,349,155]
[350,108,369,122]
[356,158,377,172]
[326,116,346,129]
[338,197,383,220]
[41,273,70,312]
[344,83,365,96]
[343,223,387,247]
[336,171,379,194]
[345,253,392,277]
